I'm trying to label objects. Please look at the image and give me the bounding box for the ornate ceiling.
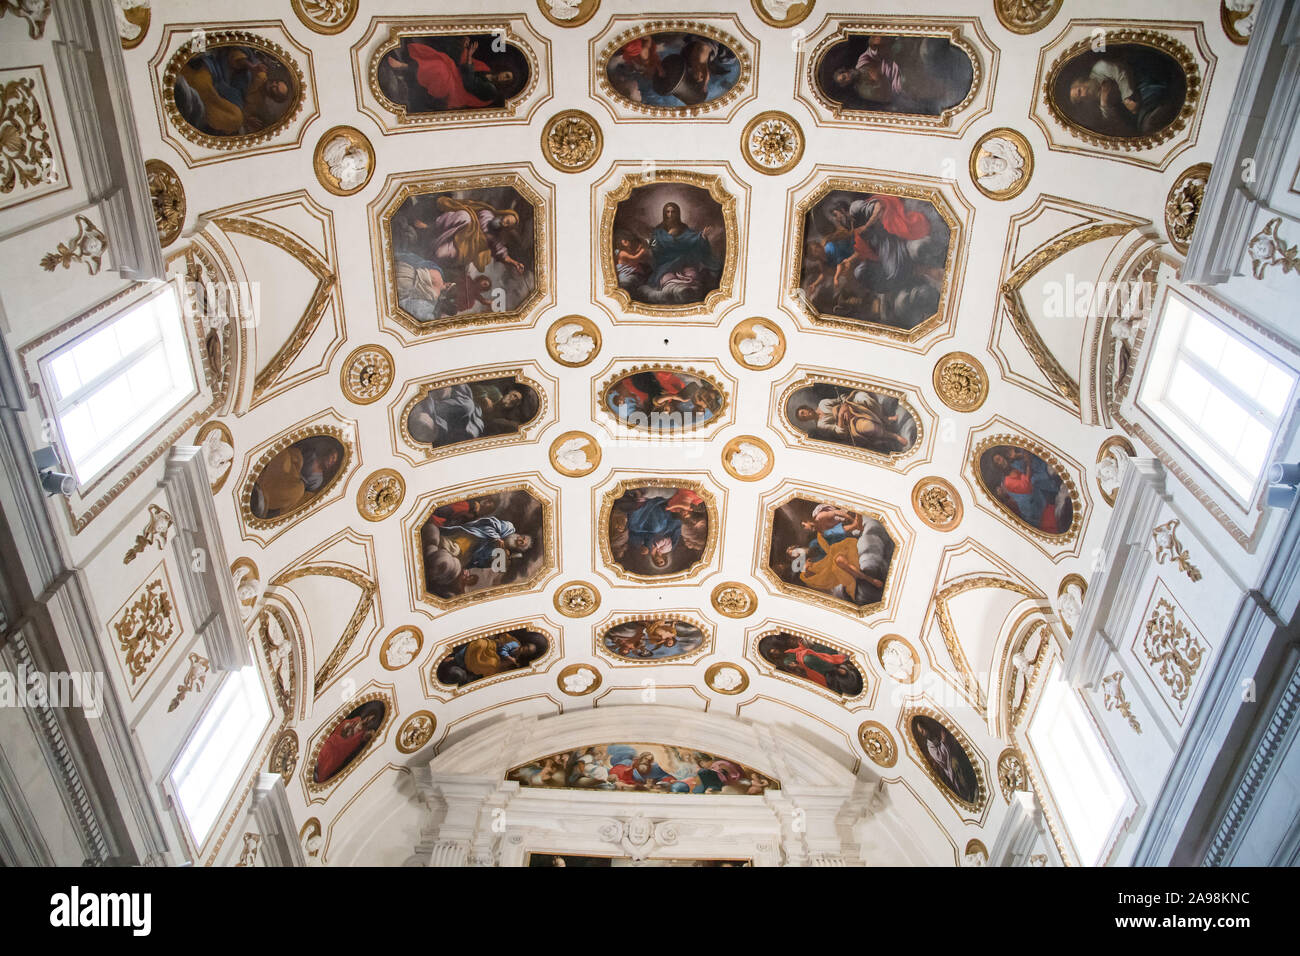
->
[120,0,1247,863]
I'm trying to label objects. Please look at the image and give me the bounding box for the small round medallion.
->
[969,128,1034,201]
[546,315,601,368]
[911,477,963,531]
[932,352,989,413]
[554,581,600,618]
[710,581,757,618]
[145,159,185,247]
[396,711,437,754]
[721,436,774,482]
[357,469,405,522]
[705,662,750,695]
[858,721,897,768]
[340,345,395,405]
[729,317,785,370]
[541,110,603,173]
[549,430,601,477]
[557,663,602,696]
[313,125,375,196]
[741,111,805,176]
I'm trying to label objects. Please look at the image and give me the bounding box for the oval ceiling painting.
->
[376,33,531,116]
[798,188,952,333]
[604,30,743,110]
[406,375,541,450]
[607,484,711,578]
[767,497,896,612]
[603,368,724,433]
[170,41,302,141]
[909,714,981,809]
[601,618,707,662]
[507,743,780,794]
[434,627,550,688]
[249,434,346,522]
[419,490,548,602]
[976,441,1076,538]
[815,34,974,117]
[311,699,386,786]
[785,380,918,457]
[757,631,864,697]
[1048,41,1189,143]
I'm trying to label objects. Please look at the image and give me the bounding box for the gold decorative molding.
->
[934,575,1040,714]
[235,833,262,867]
[996,746,1028,802]
[340,344,395,405]
[1000,222,1135,410]
[145,159,185,246]
[549,430,601,478]
[932,352,988,412]
[969,127,1034,201]
[557,662,601,696]
[379,625,423,672]
[1102,670,1142,734]
[270,563,376,696]
[992,0,1061,35]
[396,711,437,754]
[911,477,962,531]
[705,662,749,695]
[741,111,805,176]
[356,469,405,522]
[721,435,774,482]
[313,125,375,196]
[857,720,897,768]
[751,0,814,29]
[1141,596,1206,706]
[554,581,600,618]
[1041,29,1201,153]
[541,109,602,173]
[877,635,920,684]
[40,215,108,275]
[166,652,210,713]
[536,0,599,28]
[123,504,174,564]
[729,317,785,369]
[118,3,150,50]
[111,568,181,698]
[259,607,297,713]
[292,0,358,35]
[1056,572,1088,638]
[546,315,601,368]
[195,421,235,494]
[1151,519,1202,582]
[0,70,58,205]
[710,581,757,618]
[1164,162,1210,255]
[268,730,299,784]
[1095,435,1136,507]
[1221,1,1256,45]
[1247,217,1298,280]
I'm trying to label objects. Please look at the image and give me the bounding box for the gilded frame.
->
[373,166,552,339]
[593,611,714,668]
[366,18,542,128]
[969,432,1083,546]
[590,17,757,122]
[770,366,929,469]
[898,701,989,817]
[598,168,740,320]
[393,363,552,466]
[408,476,559,613]
[745,622,870,708]
[593,360,733,439]
[595,475,721,586]
[303,689,394,797]
[787,174,962,343]
[423,617,561,700]
[238,419,355,535]
[753,484,905,620]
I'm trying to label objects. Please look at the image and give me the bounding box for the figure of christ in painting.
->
[986,447,1072,535]
[313,704,384,783]
[382,36,521,111]
[614,193,726,306]
[173,46,294,137]
[759,633,863,696]
[610,487,709,574]
[792,387,914,453]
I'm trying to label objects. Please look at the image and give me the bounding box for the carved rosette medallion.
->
[858,720,897,768]
[911,477,963,531]
[541,109,602,173]
[741,111,804,176]
[932,352,988,412]
[357,469,405,522]
[554,581,600,618]
[340,345,394,404]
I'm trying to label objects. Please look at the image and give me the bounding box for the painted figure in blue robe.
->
[436,514,532,569]
[647,202,721,286]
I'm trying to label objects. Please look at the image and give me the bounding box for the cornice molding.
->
[250,773,306,867]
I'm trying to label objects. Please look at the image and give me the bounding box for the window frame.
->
[38,281,199,489]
